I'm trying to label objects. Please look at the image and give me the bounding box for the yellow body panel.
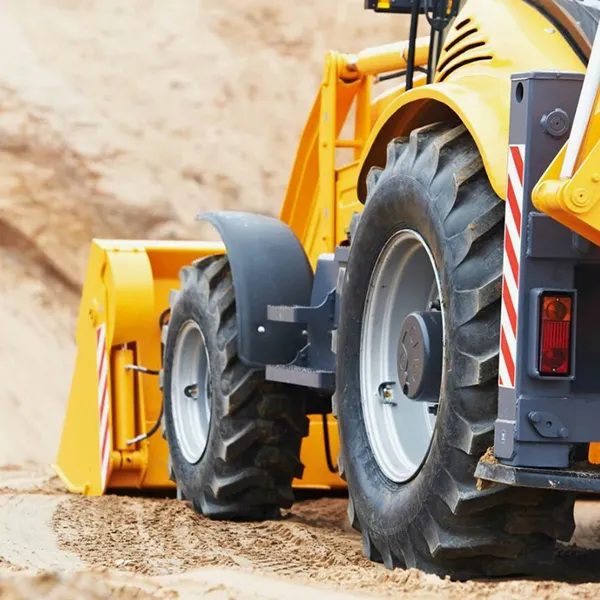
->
[336,161,363,243]
[55,239,343,494]
[356,0,585,202]
[279,55,366,267]
[55,240,224,495]
[280,39,430,264]
[297,417,342,490]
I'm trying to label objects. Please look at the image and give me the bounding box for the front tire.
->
[336,123,575,577]
[163,255,309,520]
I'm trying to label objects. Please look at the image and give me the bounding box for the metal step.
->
[267,304,314,324]
[266,364,335,390]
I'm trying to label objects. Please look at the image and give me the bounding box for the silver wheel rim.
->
[360,229,444,483]
[171,320,212,464]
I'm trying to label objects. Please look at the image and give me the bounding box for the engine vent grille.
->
[437,19,492,82]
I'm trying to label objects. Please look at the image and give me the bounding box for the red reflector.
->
[539,295,572,376]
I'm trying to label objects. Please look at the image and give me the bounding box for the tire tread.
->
[164,255,308,521]
[343,123,575,577]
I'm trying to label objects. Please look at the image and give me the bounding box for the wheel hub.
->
[171,320,212,464]
[360,229,444,483]
[397,311,443,402]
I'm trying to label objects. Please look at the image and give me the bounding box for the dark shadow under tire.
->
[335,123,576,578]
[163,255,309,520]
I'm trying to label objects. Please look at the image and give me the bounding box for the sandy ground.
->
[3,467,600,599]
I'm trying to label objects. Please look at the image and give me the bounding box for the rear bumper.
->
[475,458,600,493]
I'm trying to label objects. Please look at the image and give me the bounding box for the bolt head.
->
[541,108,570,138]
[571,188,588,208]
[378,383,397,405]
[88,299,100,324]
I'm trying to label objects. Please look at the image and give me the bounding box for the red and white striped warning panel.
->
[96,324,112,490]
[499,144,525,389]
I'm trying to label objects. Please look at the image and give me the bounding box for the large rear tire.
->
[336,123,576,578]
[163,255,309,520]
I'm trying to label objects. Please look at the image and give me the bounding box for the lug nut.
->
[184,384,199,400]
[378,382,397,406]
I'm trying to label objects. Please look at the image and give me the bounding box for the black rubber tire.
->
[335,123,576,578]
[163,254,309,520]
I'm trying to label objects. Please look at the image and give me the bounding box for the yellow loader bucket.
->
[54,239,343,495]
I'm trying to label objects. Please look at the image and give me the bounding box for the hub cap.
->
[397,310,443,402]
[360,229,444,483]
[171,320,212,464]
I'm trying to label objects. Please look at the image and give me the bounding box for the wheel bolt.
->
[184,384,199,400]
[378,382,397,406]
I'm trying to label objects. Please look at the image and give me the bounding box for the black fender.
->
[198,211,313,368]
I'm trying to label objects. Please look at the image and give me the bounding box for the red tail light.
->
[539,294,573,376]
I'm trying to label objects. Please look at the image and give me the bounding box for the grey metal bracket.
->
[527,213,600,260]
[528,411,569,439]
[267,291,335,326]
[265,251,347,392]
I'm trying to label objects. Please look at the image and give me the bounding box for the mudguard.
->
[199,211,313,368]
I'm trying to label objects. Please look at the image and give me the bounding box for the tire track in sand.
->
[51,493,600,599]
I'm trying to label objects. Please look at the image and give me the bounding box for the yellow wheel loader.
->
[56,0,600,578]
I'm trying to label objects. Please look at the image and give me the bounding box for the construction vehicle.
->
[55,0,600,579]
